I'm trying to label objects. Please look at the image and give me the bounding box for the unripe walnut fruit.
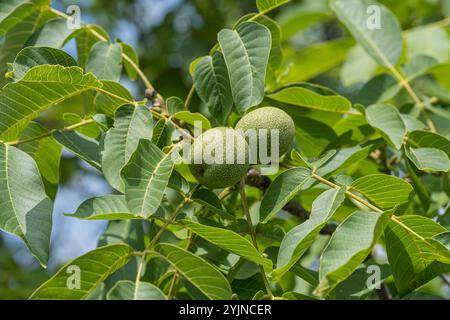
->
[235,106,295,162]
[188,127,249,189]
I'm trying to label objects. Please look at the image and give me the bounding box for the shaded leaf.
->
[107,280,166,300]
[0,143,53,266]
[405,147,449,172]
[155,243,232,300]
[184,220,273,271]
[274,188,346,280]
[53,130,101,170]
[102,104,153,192]
[260,167,312,223]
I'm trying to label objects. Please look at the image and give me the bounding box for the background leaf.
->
[331,0,403,68]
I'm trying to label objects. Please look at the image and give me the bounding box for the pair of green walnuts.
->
[188,107,295,189]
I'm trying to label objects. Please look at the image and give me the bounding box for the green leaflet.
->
[274,188,346,280]
[120,42,139,81]
[107,280,166,300]
[260,167,313,223]
[121,140,174,218]
[155,243,232,300]
[6,46,77,81]
[330,0,403,68]
[18,121,62,199]
[30,244,133,299]
[65,195,141,220]
[316,209,393,297]
[193,52,232,124]
[316,144,374,177]
[53,130,101,170]
[0,5,54,87]
[365,104,406,149]
[405,147,450,172]
[0,1,45,36]
[0,65,102,139]
[101,104,154,192]
[235,14,283,87]
[26,18,76,48]
[350,174,413,209]
[86,42,123,81]
[75,24,110,68]
[218,21,271,114]
[93,80,134,116]
[172,111,212,130]
[385,215,450,295]
[184,220,273,271]
[408,130,450,157]
[267,84,352,114]
[166,96,185,115]
[256,0,290,13]
[0,143,53,266]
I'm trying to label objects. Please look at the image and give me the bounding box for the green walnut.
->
[188,127,249,189]
[235,106,295,163]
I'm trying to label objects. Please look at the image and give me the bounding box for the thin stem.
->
[389,68,436,132]
[311,173,383,213]
[134,198,189,291]
[184,85,196,110]
[4,119,96,146]
[239,178,273,298]
[134,182,199,286]
[167,272,179,299]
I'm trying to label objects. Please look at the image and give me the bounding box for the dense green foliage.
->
[0,0,449,300]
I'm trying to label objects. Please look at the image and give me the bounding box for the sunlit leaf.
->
[30,244,133,299]
[218,21,271,113]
